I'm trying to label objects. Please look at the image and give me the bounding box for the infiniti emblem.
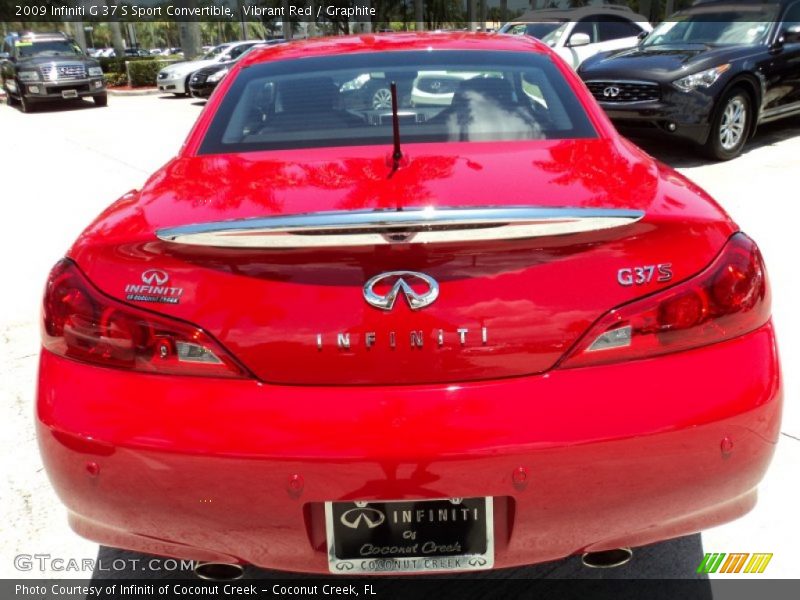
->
[603,86,621,98]
[363,271,439,311]
[340,507,386,529]
[141,269,169,286]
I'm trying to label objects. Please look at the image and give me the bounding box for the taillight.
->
[561,233,770,369]
[42,260,249,379]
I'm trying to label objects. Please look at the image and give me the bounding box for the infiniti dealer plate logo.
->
[340,507,386,529]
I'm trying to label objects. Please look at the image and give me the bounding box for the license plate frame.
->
[325,497,494,574]
[61,89,78,99]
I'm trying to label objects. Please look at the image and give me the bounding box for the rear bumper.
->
[37,322,782,574]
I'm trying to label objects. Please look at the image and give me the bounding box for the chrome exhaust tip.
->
[194,562,245,581]
[581,547,633,569]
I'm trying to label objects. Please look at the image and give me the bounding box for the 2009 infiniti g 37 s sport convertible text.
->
[37,34,781,575]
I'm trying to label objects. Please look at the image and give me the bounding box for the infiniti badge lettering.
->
[316,272,488,351]
[316,327,489,350]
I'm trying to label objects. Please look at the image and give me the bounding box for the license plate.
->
[325,497,494,574]
[61,90,78,99]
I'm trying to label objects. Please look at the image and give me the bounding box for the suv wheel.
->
[19,92,34,113]
[94,94,108,107]
[6,91,19,106]
[703,89,750,160]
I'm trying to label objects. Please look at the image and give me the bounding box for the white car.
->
[410,71,486,107]
[498,6,652,69]
[340,71,487,109]
[156,41,261,96]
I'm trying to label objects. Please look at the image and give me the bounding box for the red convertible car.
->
[38,33,781,577]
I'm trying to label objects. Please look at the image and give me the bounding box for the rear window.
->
[198,50,597,155]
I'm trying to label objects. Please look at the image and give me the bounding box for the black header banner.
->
[0,1,708,25]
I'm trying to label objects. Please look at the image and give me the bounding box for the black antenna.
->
[390,81,403,171]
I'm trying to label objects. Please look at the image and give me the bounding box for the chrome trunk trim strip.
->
[156,206,645,248]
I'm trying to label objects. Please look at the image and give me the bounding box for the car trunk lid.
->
[69,139,735,385]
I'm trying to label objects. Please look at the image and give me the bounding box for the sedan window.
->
[541,23,570,46]
[644,9,777,46]
[228,43,256,60]
[524,22,567,39]
[200,50,597,155]
[781,1,800,29]
[200,44,229,60]
[498,21,566,38]
[597,17,645,42]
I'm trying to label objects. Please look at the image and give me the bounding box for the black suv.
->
[1,32,106,112]
[578,0,800,159]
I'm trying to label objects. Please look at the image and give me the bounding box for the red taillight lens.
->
[42,260,249,379]
[560,233,770,369]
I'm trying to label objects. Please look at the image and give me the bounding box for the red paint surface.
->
[38,33,782,573]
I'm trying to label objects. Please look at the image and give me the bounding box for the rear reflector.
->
[560,233,770,368]
[42,260,249,378]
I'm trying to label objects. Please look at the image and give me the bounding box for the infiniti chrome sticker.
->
[124,269,184,305]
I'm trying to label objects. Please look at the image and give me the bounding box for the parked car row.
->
[498,4,653,69]
[157,40,265,96]
[502,0,800,159]
[188,40,286,99]
[88,47,183,58]
[6,0,799,162]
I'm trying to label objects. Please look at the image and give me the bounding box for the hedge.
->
[98,55,154,74]
[127,59,179,87]
[103,72,128,87]
[98,57,181,87]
